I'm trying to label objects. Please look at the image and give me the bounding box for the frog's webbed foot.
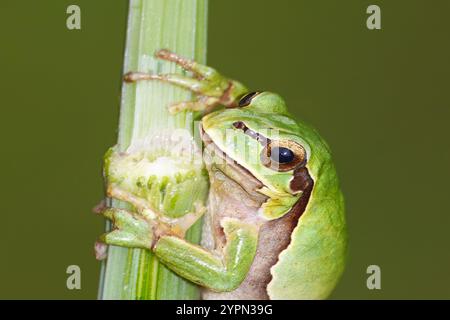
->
[105,185,205,236]
[123,49,249,113]
[94,185,206,259]
[95,206,156,256]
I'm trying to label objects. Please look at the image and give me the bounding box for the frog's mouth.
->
[200,126,266,200]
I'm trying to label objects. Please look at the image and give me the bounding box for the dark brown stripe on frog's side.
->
[255,166,314,297]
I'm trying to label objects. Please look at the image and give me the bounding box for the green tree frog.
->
[96,50,347,299]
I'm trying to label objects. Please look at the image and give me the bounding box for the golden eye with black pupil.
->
[271,147,294,163]
[238,91,260,107]
[260,140,306,172]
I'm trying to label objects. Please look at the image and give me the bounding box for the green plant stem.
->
[98,0,208,300]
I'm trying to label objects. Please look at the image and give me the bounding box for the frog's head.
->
[201,92,316,220]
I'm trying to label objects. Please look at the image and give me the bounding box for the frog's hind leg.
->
[94,207,155,260]
[105,184,156,219]
[96,182,206,256]
[93,185,159,259]
[154,217,259,292]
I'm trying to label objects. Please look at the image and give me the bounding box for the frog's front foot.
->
[123,49,249,114]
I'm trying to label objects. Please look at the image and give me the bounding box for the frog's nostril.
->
[232,121,246,130]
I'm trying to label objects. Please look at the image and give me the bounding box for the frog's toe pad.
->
[94,241,108,260]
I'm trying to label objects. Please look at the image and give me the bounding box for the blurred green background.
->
[0,0,449,299]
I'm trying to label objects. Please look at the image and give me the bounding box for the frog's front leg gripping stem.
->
[154,217,259,292]
[124,49,249,113]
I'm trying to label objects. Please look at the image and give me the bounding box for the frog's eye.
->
[260,140,306,172]
[238,91,261,107]
[271,147,294,163]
